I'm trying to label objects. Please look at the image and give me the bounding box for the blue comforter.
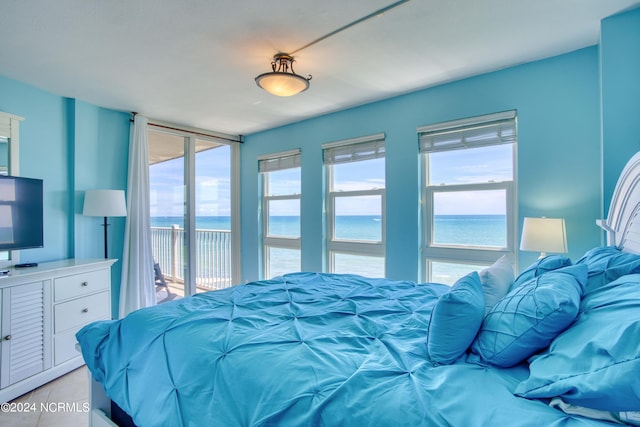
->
[77,272,613,426]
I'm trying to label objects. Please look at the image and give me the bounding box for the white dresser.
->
[0,259,115,403]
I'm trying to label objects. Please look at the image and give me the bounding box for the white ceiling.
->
[1,0,639,136]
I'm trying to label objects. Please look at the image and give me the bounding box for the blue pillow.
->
[576,246,640,292]
[427,272,485,365]
[516,273,640,411]
[511,255,572,290]
[470,264,586,368]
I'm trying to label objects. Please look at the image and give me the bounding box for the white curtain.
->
[119,115,155,318]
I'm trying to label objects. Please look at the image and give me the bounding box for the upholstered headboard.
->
[597,151,640,254]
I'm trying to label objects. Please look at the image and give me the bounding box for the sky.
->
[150,144,231,217]
[149,143,512,218]
[429,144,512,215]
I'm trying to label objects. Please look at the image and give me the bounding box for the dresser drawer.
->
[54,269,109,302]
[54,329,83,366]
[54,291,110,333]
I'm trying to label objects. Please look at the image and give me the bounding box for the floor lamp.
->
[83,189,127,259]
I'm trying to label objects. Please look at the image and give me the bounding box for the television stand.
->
[0,258,115,403]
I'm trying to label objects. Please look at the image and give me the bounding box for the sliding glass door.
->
[148,126,238,303]
[149,130,186,301]
[194,140,233,291]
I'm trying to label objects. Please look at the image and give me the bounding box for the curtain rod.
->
[130,113,242,143]
[147,122,242,143]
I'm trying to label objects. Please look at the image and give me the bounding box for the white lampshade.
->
[83,190,127,217]
[255,72,310,96]
[520,217,567,258]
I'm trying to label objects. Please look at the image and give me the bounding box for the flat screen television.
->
[0,175,44,251]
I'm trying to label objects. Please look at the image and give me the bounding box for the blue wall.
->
[72,100,130,313]
[0,76,130,316]
[601,7,640,215]
[241,47,602,281]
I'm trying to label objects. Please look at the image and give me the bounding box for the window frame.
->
[323,134,386,275]
[259,149,302,279]
[418,111,518,283]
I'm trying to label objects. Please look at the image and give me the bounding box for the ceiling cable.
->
[289,0,413,55]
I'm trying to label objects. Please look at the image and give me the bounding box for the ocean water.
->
[151,215,506,282]
[433,214,505,247]
[152,216,231,230]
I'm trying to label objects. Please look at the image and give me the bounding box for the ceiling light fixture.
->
[255,0,413,97]
[255,53,312,97]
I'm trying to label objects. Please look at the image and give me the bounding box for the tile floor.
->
[0,366,89,427]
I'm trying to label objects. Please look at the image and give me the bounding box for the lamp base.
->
[102,216,109,259]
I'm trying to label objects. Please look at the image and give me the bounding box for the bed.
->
[76,151,640,427]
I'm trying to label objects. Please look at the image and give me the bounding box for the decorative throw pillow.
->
[575,246,640,292]
[511,255,572,290]
[515,273,640,411]
[427,272,485,365]
[478,255,514,315]
[470,264,586,368]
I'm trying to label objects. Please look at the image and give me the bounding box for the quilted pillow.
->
[427,272,485,365]
[478,255,514,315]
[515,273,640,411]
[470,264,586,368]
[511,255,572,290]
[576,246,640,292]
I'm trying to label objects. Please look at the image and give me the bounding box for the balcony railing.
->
[151,225,232,290]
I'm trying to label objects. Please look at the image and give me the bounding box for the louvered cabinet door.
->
[0,280,52,388]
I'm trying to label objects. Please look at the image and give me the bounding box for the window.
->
[419,111,517,284]
[323,134,385,277]
[0,113,22,268]
[148,124,240,302]
[0,136,8,263]
[259,150,301,279]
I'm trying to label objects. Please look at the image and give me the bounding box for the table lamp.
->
[520,217,567,258]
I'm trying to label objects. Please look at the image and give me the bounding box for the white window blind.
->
[258,149,301,173]
[418,111,516,153]
[0,115,13,136]
[0,112,23,141]
[0,121,10,136]
[323,133,385,165]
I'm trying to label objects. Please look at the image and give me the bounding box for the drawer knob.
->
[82,308,89,313]
[81,281,89,287]
[3,335,11,341]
